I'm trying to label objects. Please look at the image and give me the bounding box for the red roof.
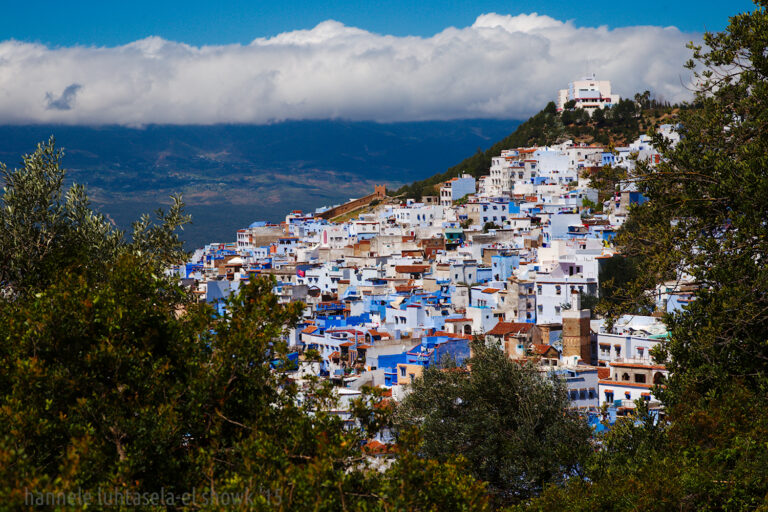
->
[301,326,318,335]
[597,368,611,379]
[395,265,431,273]
[598,379,658,389]
[482,288,501,294]
[531,344,557,356]
[363,440,390,455]
[487,321,534,336]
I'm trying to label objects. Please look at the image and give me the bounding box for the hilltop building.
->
[557,74,620,114]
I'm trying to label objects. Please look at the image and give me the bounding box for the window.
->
[537,285,542,295]
[556,285,562,295]
[400,367,406,377]
[634,374,647,384]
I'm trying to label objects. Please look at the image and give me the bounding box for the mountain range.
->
[0,120,521,248]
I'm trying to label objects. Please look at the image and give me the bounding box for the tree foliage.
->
[395,344,591,506]
[613,0,768,403]
[0,137,190,297]
[523,2,768,509]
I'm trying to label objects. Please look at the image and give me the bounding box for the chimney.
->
[570,289,581,310]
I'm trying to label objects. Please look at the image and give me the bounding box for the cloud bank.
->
[0,14,697,125]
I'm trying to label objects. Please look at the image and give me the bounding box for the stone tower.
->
[561,290,592,363]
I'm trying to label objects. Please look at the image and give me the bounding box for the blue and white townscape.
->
[172,79,687,427]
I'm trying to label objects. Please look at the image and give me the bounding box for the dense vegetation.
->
[395,345,591,508]
[520,2,768,509]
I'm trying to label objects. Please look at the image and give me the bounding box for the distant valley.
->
[0,120,520,248]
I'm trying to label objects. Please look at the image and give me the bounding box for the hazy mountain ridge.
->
[0,119,521,247]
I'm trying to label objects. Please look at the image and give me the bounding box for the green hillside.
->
[395,94,684,199]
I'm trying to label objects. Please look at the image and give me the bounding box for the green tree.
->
[614,0,768,403]
[591,107,606,126]
[523,3,768,510]
[0,137,189,296]
[582,163,627,204]
[395,344,591,506]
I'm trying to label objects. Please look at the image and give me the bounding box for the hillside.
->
[395,95,684,199]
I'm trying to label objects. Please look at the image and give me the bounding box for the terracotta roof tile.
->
[531,344,556,355]
[395,265,431,273]
[487,321,534,336]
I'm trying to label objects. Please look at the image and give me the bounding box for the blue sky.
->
[0,0,757,46]
[0,2,752,124]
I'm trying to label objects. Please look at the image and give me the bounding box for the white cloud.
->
[0,14,698,125]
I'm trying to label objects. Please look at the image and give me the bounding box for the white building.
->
[557,74,620,114]
[440,174,476,206]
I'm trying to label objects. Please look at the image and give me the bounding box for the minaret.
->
[562,290,591,363]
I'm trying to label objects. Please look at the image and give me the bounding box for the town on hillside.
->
[173,78,687,427]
